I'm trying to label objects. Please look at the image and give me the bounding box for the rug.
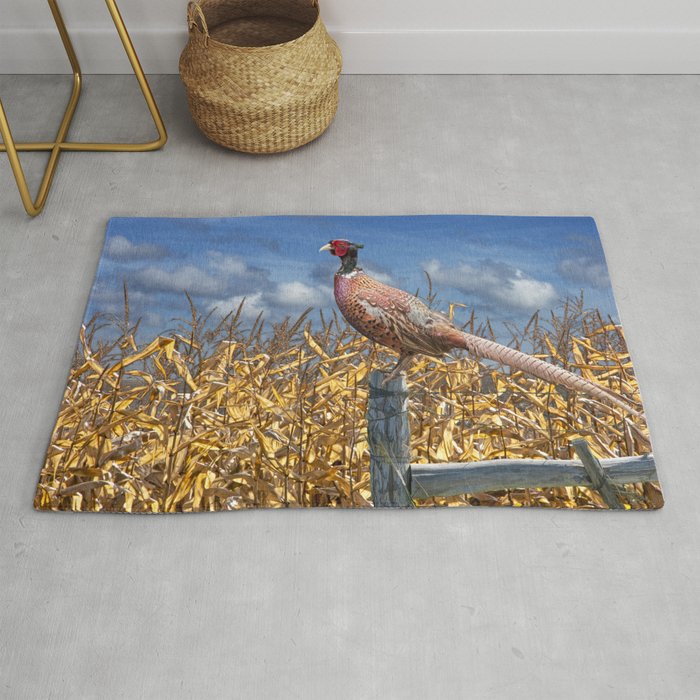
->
[35,216,662,511]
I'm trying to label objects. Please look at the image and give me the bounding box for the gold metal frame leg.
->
[0,0,167,217]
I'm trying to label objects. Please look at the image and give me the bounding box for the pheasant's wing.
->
[355,278,455,356]
[357,280,414,315]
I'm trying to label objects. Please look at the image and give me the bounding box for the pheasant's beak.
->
[319,243,333,253]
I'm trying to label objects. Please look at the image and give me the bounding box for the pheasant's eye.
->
[333,240,349,256]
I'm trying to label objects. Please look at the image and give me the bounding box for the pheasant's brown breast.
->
[333,272,404,353]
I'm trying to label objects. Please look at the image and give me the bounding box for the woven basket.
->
[179,0,342,153]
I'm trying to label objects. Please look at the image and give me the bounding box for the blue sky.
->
[85,216,620,343]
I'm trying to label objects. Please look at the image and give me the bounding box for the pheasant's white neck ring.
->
[337,268,362,279]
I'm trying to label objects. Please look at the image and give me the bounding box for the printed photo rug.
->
[35,216,662,511]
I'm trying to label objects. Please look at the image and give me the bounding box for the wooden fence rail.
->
[367,370,658,508]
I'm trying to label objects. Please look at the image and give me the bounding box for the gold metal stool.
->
[0,0,167,217]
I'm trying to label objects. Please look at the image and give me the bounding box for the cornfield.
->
[35,291,661,511]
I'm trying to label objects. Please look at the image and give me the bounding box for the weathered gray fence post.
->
[368,370,413,507]
[572,438,623,510]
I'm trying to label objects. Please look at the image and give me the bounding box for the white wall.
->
[2,0,700,73]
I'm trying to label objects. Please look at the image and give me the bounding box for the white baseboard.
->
[2,27,700,74]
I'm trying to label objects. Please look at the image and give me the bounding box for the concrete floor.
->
[1,74,699,699]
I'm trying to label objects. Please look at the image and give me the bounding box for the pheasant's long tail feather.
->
[452,329,642,418]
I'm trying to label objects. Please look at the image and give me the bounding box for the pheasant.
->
[320,239,641,416]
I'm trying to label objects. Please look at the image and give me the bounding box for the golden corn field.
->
[35,292,661,511]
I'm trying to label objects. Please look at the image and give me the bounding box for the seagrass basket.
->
[179,0,342,153]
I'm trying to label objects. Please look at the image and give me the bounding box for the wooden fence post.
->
[572,439,623,510]
[367,370,413,507]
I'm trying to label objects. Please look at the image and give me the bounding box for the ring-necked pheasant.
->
[320,239,641,416]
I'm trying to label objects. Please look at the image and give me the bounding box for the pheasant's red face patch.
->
[332,240,349,257]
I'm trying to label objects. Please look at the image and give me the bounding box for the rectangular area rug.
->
[35,216,662,512]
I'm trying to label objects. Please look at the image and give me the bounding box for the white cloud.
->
[132,265,223,296]
[89,286,150,313]
[272,281,328,308]
[207,251,260,279]
[208,292,266,321]
[129,252,268,300]
[105,235,168,260]
[494,273,558,310]
[208,280,333,324]
[362,264,394,285]
[424,259,558,312]
[557,257,610,289]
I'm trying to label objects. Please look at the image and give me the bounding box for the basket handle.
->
[187,2,210,44]
[187,0,319,42]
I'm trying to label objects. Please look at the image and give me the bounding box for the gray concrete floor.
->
[1,74,699,699]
